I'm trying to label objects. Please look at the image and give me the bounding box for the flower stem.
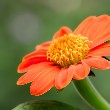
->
[72,78,110,110]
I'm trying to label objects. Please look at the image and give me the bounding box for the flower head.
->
[17,15,110,96]
[47,34,90,67]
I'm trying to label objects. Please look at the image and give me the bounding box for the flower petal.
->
[83,57,110,70]
[90,30,110,49]
[22,49,47,61]
[36,41,51,50]
[17,62,53,85]
[73,16,96,36]
[85,15,110,42]
[30,66,60,96]
[18,56,48,73]
[52,26,72,39]
[55,67,74,89]
[71,62,90,80]
[73,15,110,48]
[88,43,110,56]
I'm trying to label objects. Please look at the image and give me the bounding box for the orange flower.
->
[17,15,110,96]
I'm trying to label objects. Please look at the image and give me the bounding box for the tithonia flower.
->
[17,15,110,96]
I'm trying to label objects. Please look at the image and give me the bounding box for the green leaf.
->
[12,100,80,110]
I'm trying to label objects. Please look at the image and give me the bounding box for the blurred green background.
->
[1,0,110,110]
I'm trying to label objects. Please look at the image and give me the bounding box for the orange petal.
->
[22,49,47,61]
[71,62,90,80]
[73,15,110,47]
[55,67,74,89]
[83,57,110,70]
[17,62,53,85]
[52,26,72,39]
[30,66,60,96]
[36,41,51,50]
[73,16,96,37]
[18,56,48,73]
[85,15,110,42]
[90,30,110,49]
[88,43,110,56]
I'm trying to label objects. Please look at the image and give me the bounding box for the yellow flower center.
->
[47,34,90,67]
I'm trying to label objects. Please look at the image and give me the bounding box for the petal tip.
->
[16,81,21,85]
[17,64,24,73]
[53,26,72,39]
[16,80,23,85]
[30,88,45,96]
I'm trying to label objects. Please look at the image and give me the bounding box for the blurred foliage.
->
[0,0,110,110]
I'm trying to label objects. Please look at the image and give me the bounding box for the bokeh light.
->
[8,12,40,44]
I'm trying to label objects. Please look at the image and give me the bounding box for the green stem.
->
[72,78,110,110]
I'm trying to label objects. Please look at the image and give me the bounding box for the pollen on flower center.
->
[47,34,90,67]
